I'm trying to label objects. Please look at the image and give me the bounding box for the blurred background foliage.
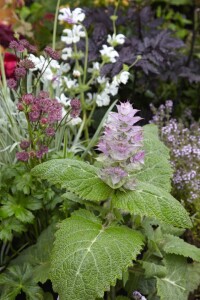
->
[1,0,200,140]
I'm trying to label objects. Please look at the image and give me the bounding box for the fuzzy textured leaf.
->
[32,159,112,201]
[135,125,173,191]
[162,234,200,262]
[113,181,192,228]
[50,211,144,300]
[142,261,167,278]
[156,255,200,300]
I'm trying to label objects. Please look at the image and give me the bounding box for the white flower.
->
[88,62,100,73]
[96,91,110,107]
[85,92,96,104]
[62,47,72,60]
[56,93,70,106]
[73,69,81,77]
[105,80,119,96]
[56,94,70,117]
[28,54,46,71]
[114,71,130,85]
[61,25,86,44]
[100,45,119,63]
[68,117,82,126]
[63,77,78,89]
[58,7,85,24]
[107,34,125,46]
[96,76,107,84]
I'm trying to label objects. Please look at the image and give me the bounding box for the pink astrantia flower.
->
[97,101,145,189]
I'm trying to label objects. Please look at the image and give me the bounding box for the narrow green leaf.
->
[135,125,173,192]
[113,181,192,228]
[162,234,200,262]
[32,159,113,201]
[50,211,144,300]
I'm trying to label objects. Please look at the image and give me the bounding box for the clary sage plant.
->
[1,5,200,300]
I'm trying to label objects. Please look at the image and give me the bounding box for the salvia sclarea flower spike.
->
[97,101,145,190]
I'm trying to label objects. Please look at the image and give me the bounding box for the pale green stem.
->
[128,55,142,70]
[52,0,61,51]
[63,131,68,158]
[82,25,89,84]
[73,43,89,142]
[112,0,120,35]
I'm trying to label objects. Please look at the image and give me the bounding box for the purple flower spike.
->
[100,167,128,188]
[97,101,145,189]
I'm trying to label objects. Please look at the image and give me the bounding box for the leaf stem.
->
[52,0,61,51]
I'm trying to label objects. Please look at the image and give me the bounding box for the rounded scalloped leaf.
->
[113,181,192,228]
[135,124,173,192]
[50,211,144,300]
[31,159,113,201]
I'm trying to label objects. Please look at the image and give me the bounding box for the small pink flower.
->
[20,140,30,150]
[16,151,29,161]
[45,127,55,136]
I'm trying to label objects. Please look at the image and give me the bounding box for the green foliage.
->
[135,125,173,192]
[113,181,192,228]
[32,159,113,201]
[156,255,200,300]
[161,234,200,262]
[11,224,56,283]
[50,210,144,300]
[0,217,26,241]
[0,264,43,300]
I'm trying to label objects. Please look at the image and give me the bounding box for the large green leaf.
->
[161,234,200,262]
[50,210,144,300]
[32,159,113,201]
[156,255,200,300]
[112,181,192,228]
[135,125,173,192]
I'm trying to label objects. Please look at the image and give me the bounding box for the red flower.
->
[3,52,18,78]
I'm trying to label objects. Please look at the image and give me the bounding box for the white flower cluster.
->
[28,7,132,123]
[59,8,86,45]
[58,7,130,107]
